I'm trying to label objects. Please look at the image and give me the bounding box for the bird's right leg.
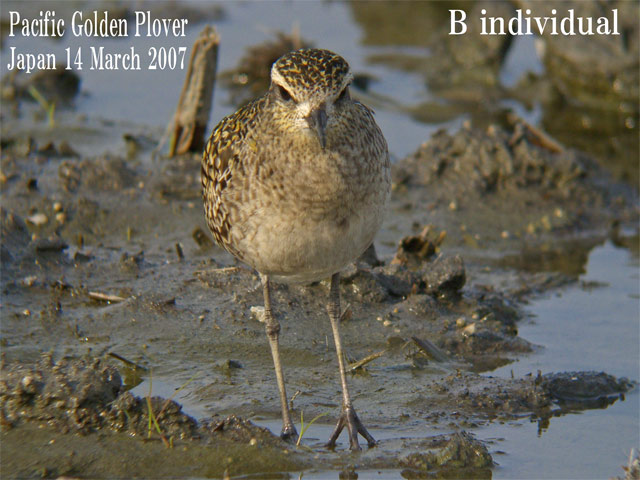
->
[261,274,298,440]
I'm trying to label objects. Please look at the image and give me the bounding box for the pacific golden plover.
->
[201,48,390,450]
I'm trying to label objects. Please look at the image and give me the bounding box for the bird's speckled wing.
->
[201,97,267,260]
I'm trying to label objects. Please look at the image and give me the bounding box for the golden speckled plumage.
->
[202,48,390,283]
[272,49,351,96]
[200,48,390,450]
[201,96,267,261]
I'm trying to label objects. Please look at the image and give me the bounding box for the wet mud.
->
[2,110,636,477]
[1,356,308,478]
[1,1,639,478]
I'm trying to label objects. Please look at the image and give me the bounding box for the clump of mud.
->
[0,354,312,478]
[2,68,81,105]
[422,370,633,423]
[391,120,637,252]
[0,353,282,447]
[0,354,199,439]
[540,371,634,409]
[1,353,122,434]
[424,1,514,93]
[0,209,31,265]
[401,431,493,479]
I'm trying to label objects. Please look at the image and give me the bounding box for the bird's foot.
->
[280,422,298,442]
[326,406,376,451]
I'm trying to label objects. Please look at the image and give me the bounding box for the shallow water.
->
[487,241,639,479]
[494,241,639,380]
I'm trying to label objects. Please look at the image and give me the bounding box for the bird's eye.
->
[278,85,294,102]
[336,86,349,102]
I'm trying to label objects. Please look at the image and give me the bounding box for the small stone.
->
[21,375,34,388]
[462,323,476,336]
[26,213,48,226]
[58,141,79,157]
[37,142,58,156]
[217,359,243,371]
[250,306,265,323]
[21,275,37,287]
[422,255,466,295]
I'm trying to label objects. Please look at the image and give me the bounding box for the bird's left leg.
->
[325,272,376,451]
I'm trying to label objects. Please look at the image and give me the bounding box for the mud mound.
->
[395,123,589,197]
[0,353,283,446]
[391,122,637,249]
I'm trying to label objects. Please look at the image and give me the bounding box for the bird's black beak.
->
[306,106,328,149]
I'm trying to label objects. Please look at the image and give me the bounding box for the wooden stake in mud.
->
[169,25,219,156]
